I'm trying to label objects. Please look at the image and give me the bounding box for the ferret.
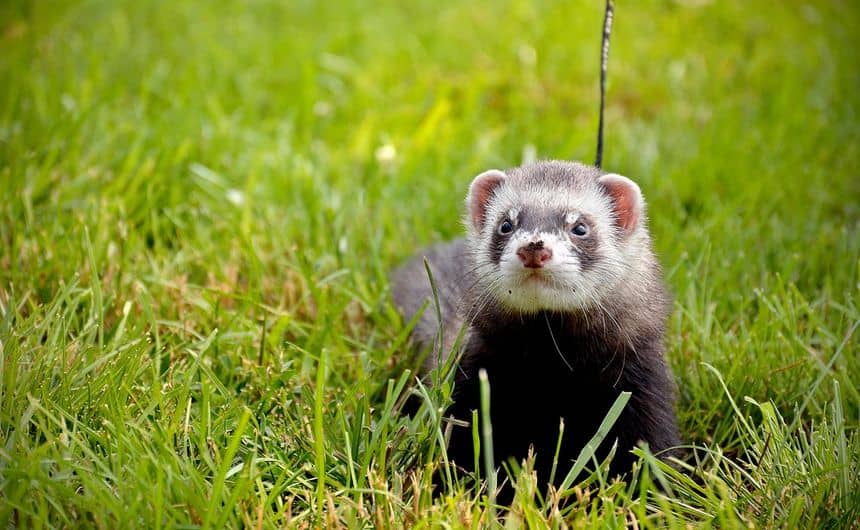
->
[392,160,680,494]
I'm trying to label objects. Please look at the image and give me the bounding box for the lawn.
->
[1,0,858,527]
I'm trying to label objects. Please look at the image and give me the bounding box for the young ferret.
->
[392,160,679,492]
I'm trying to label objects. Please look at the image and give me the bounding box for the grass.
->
[1,0,858,527]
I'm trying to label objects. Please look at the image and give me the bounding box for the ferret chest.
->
[457,320,627,414]
[448,325,628,473]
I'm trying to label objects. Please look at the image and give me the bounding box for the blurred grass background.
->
[1,0,858,527]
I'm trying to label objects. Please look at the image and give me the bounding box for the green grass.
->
[1,0,858,527]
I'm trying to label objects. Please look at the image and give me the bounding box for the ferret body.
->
[392,160,679,490]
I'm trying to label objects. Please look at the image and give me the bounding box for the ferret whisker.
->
[543,311,573,372]
[465,278,504,324]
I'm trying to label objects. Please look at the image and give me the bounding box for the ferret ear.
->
[598,173,643,235]
[467,169,506,230]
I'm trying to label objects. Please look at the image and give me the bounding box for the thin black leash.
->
[595,0,614,169]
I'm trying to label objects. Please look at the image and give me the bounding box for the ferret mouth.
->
[515,270,576,291]
[520,269,552,284]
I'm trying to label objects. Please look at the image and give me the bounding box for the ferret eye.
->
[571,222,588,237]
[498,219,514,235]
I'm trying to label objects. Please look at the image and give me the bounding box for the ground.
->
[1,0,858,528]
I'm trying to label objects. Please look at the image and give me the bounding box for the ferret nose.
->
[516,241,552,268]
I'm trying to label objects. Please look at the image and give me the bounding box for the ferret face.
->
[465,161,645,314]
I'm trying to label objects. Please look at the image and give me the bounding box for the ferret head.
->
[465,160,653,314]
